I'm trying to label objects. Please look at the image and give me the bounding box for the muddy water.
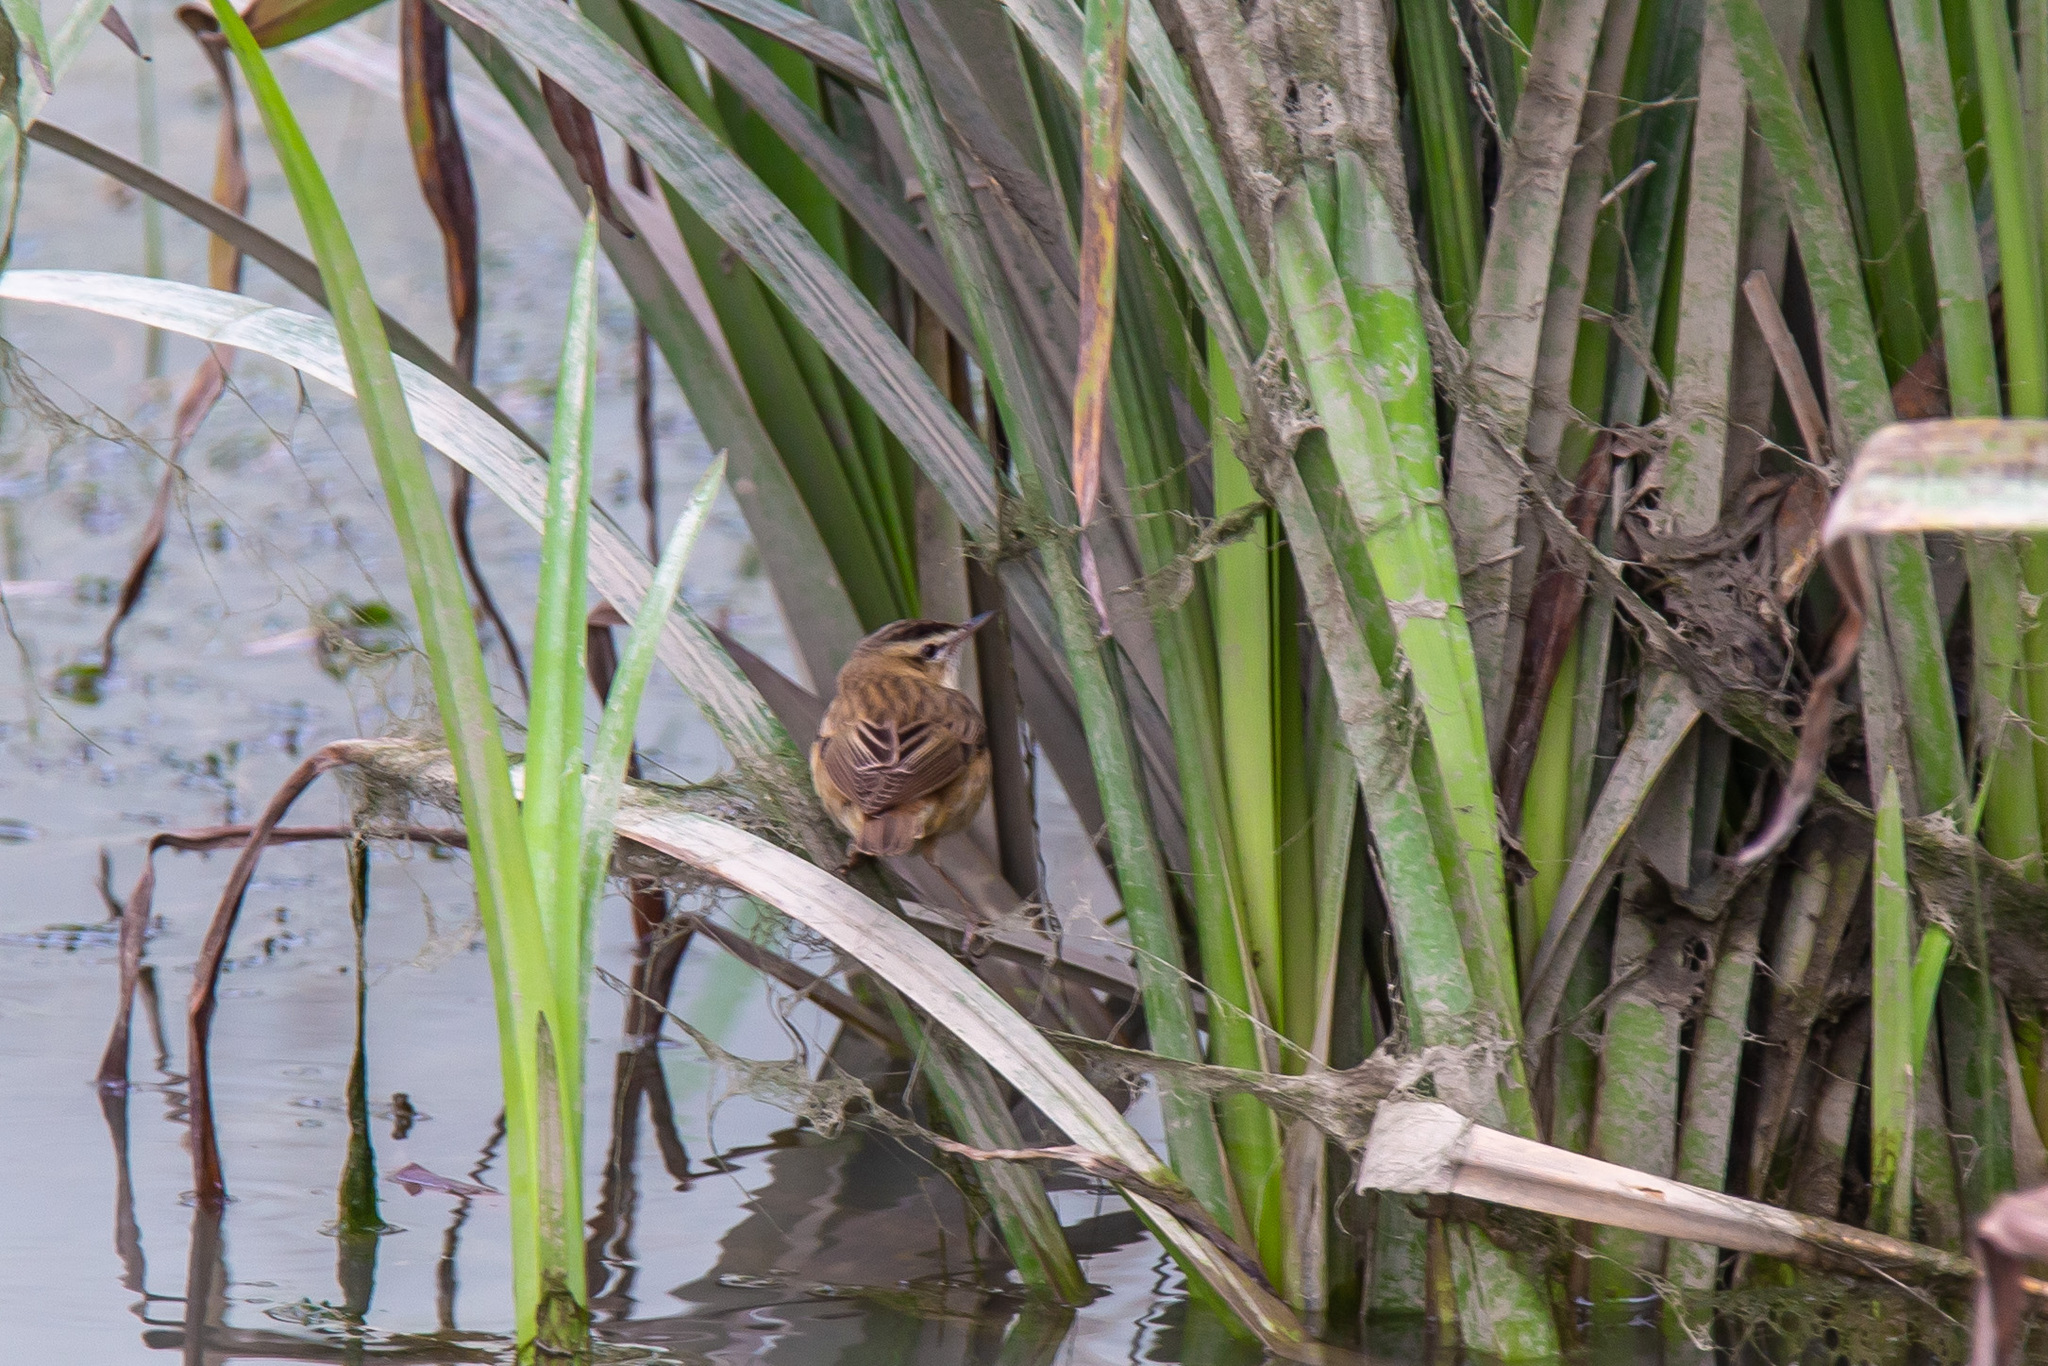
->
[0,8,1644,1366]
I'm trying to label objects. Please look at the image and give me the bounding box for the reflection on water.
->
[85,970,1199,1366]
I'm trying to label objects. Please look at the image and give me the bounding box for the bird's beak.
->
[939,612,995,669]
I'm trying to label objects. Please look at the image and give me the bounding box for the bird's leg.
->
[921,849,989,954]
[835,848,871,879]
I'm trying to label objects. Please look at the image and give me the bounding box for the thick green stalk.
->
[1653,10,1746,536]
[1314,158,1522,1069]
[1304,500,1559,1353]
[1586,884,1684,1305]
[2027,0,2048,311]
[1872,769,1917,1238]
[1590,9,1744,1301]
[1968,540,2044,878]
[1969,0,2048,418]
[1211,438,1284,1029]
[1862,0,2018,1191]
[1444,0,1616,728]
[1275,431,1556,1356]
[1961,0,2048,877]
[1272,170,1557,1358]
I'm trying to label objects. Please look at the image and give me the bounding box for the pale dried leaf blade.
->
[1826,420,2048,540]
[1360,1103,1986,1291]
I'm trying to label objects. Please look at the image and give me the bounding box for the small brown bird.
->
[811,614,995,868]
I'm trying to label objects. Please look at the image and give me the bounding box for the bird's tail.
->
[855,809,920,858]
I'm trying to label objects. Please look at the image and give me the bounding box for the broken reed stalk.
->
[1359,1100,2046,1297]
[184,740,370,1204]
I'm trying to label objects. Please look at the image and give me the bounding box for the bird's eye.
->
[920,642,942,660]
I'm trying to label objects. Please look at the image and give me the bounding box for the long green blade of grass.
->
[204,2,566,1346]
[1117,307,1277,1243]
[530,211,598,1022]
[579,455,726,972]
[1958,0,2048,897]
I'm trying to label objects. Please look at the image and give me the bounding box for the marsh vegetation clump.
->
[19,0,2048,1361]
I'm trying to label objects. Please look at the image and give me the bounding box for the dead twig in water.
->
[98,814,465,1090]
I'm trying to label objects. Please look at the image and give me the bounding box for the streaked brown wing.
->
[819,688,982,817]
